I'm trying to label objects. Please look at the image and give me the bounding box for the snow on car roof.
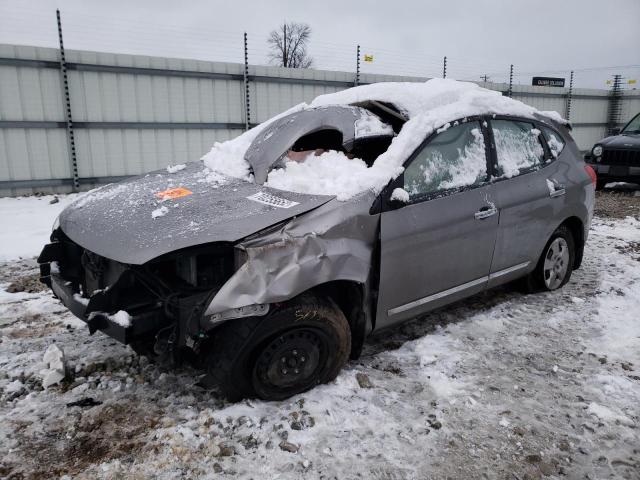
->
[311,79,568,125]
[202,79,567,201]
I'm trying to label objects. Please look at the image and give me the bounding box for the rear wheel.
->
[205,294,351,401]
[523,225,575,292]
[595,180,606,191]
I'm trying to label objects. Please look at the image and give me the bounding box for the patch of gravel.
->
[595,186,640,219]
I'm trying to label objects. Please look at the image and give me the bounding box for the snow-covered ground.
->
[0,195,78,262]
[1,193,639,479]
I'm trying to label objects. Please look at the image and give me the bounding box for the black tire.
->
[205,294,351,401]
[523,225,575,293]
[595,180,606,191]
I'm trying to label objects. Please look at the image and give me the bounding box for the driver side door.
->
[376,119,499,329]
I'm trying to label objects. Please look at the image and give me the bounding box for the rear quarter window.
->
[540,126,566,159]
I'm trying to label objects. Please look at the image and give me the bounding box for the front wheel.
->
[205,294,351,401]
[523,225,575,292]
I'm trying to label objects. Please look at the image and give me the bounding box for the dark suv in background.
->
[586,112,640,189]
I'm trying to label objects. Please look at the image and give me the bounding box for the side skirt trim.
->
[488,261,531,280]
[387,261,531,317]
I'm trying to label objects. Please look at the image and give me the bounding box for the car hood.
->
[59,161,334,264]
[599,133,640,149]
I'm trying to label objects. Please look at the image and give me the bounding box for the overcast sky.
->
[1,0,638,88]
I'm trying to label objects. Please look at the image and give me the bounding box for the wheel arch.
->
[308,280,370,360]
[559,216,585,269]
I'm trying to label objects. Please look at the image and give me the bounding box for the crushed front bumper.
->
[39,243,166,344]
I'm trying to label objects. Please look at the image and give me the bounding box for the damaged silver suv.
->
[39,80,596,400]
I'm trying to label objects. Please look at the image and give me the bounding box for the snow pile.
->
[40,344,66,388]
[166,164,186,173]
[265,150,398,201]
[390,187,410,203]
[310,79,554,121]
[151,206,169,219]
[354,111,394,138]
[109,310,132,328]
[202,79,565,201]
[196,168,227,187]
[201,104,307,180]
[0,195,78,261]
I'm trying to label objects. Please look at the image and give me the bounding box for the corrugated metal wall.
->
[1,43,638,196]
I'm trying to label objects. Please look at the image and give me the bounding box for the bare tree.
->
[267,22,313,68]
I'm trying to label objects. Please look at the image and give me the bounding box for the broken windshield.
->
[244,105,394,184]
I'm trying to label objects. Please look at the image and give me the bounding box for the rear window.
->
[541,126,566,158]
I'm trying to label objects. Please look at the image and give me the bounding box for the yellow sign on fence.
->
[364,54,374,63]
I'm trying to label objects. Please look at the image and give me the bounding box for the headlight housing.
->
[592,145,603,157]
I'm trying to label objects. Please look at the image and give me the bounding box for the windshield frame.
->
[621,112,640,134]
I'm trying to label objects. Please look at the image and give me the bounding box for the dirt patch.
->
[5,272,47,294]
[6,322,61,339]
[595,187,640,219]
[5,400,161,479]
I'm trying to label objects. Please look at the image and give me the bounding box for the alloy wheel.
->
[543,237,570,290]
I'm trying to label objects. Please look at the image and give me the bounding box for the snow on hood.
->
[59,162,333,264]
[202,79,567,201]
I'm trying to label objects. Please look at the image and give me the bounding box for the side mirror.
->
[371,176,407,214]
[386,197,406,209]
[385,187,410,210]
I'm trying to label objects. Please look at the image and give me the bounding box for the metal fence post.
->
[56,9,79,191]
[565,70,574,120]
[243,32,250,131]
[354,45,360,86]
[507,64,514,98]
[443,56,447,79]
[606,74,623,135]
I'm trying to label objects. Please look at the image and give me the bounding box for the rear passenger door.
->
[486,117,565,286]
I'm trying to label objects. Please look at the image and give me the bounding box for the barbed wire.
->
[1,7,637,90]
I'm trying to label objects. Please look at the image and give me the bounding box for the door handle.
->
[548,179,566,198]
[474,206,498,220]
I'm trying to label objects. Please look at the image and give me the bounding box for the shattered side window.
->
[403,121,487,199]
[541,126,565,159]
[492,120,545,178]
